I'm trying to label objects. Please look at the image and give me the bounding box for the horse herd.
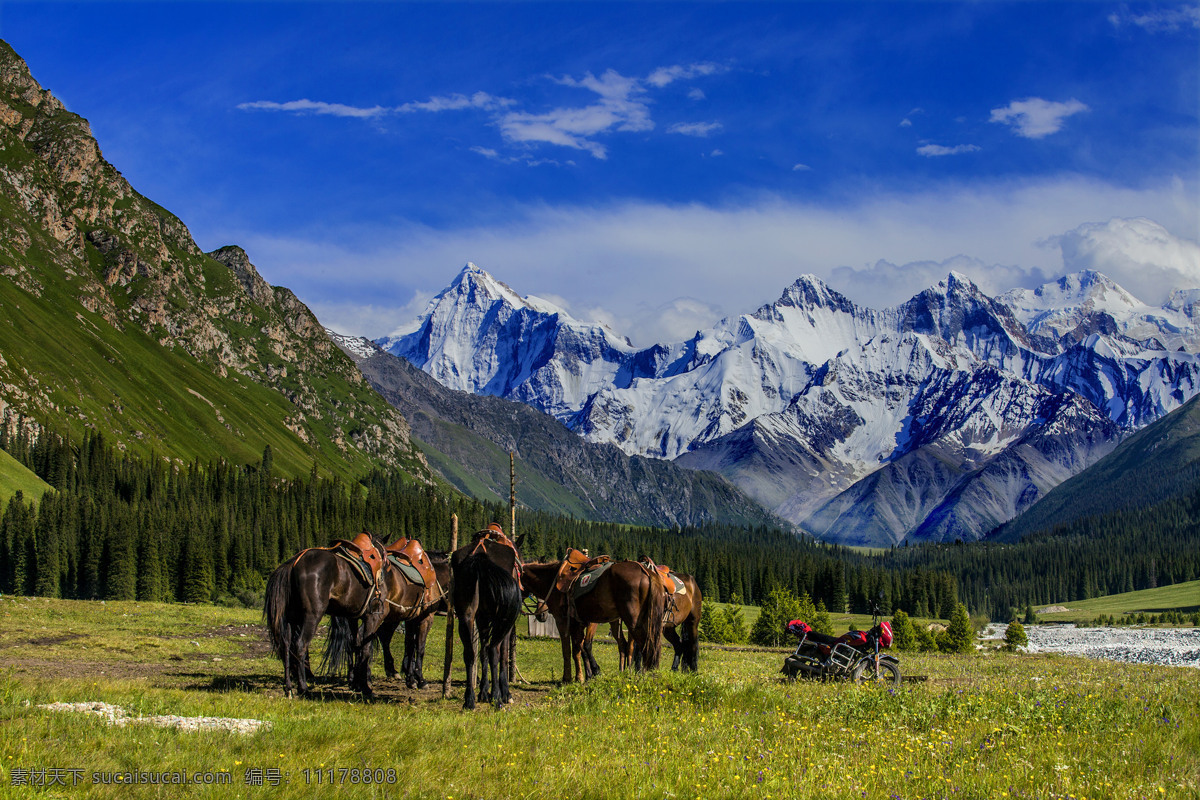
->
[263,524,702,709]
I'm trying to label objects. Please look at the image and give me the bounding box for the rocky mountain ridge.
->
[382,262,1199,545]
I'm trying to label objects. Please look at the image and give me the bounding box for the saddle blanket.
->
[387,555,426,587]
[572,561,616,599]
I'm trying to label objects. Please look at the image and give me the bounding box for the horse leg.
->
[664,626,683,671]
[379,618,400,680]
[295,612,322,696]
[583,622,602,679]
[280,619,295,698]
[557,617,574,684]
[458,616,478,710]
[570,621,587,683]
[497,628,513,706]
[411,616,433,689]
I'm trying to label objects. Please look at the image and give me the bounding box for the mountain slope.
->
[994,394,1200,542]
[332,331,783,529]
[0,41,425,480]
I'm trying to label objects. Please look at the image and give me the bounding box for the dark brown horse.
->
[325,547,451,690]
[663,572,703,671]
[450,526,523,709]
[520,560,610,683]
[522,558,666,683]
[263,535,390,698]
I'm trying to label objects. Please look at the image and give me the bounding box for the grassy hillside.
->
[0,446,49,507]
[0,41,425,482]
[1038,579,1200,623]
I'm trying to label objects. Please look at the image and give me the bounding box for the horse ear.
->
[515,533,526,551]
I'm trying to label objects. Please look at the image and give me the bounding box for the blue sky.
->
[3,2,1198,344]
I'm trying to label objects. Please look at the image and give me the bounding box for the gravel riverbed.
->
[995,624,1200,668]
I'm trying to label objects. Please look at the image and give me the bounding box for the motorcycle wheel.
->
[851,659,901,686]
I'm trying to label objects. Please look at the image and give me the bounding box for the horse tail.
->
[319,615,347,677]
[639,569,667,669]
[263,558,294,661]
[468,553,521,647]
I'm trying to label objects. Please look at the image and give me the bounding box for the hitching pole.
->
[441,513,458,698]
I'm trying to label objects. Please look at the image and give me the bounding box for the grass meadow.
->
[0,596,1197,800]
[1037,580,1200,623]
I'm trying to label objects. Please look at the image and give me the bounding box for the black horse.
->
[263,534,390,699]
[450,525,523,710]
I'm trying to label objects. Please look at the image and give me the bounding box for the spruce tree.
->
[890,609,917,652]
[1004,620,1028,650]
[749,586,802,647]
[944,603,975,653]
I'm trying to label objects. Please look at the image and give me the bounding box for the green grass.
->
[1039,580,1200,623]
[2,597,1196,799]
[0,449,49,509]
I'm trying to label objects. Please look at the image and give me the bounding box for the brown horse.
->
[520,560,613,683]
[325,544,451,689]
[522,558,666,683]
[381,551,451,688]
[663,572,703,671]
[264,536,390,698]
[450,526,523,709]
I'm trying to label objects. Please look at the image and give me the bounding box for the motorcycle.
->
[780,608,901,686]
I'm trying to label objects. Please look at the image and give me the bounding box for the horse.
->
[324,544,451,690]
[521,557,666,683]
[521,559,618,683]
[263,534,390,698]
[450,525,523,710]
[662,572,702,671]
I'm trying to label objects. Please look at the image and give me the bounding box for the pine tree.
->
[699,602,732,644]
[944,603,975,653]
[890,609,918,652]
[1004,620,1028,650]
[749,586,802,647]
[723,593,749,644]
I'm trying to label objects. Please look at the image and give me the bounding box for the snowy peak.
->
[1000,270,1200,352]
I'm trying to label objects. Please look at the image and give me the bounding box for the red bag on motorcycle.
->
[786,620,812,637]
[879,620,894,648]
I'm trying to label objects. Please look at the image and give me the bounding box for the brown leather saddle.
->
[384,536,437,588]
[555,547,612,595]
[328,532,386,589]
[471,523,523,588]
[639,556,684,596]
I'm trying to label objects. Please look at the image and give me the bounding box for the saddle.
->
[470,523,523,589]
[385,536,437,588]
[555,547,612,595]
[638,557,684,596]
[329,532,385,589]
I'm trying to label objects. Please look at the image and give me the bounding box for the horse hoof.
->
[415,679,428,689]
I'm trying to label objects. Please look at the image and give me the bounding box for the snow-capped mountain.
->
[380,263,1200,546]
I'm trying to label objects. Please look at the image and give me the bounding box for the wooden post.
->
[441,513,458,698]
[509,451,516,540]
[508,452,519,687]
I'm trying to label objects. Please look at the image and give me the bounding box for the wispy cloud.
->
[236,99,388,118]
[645,62,726,88]
[668,121,722,137]
[397,92,513,113]
[917,143,980,157]
[990,97,1089,139]
[792,163,812,171]
[239,62,726,161]
[1109,6,1200,32]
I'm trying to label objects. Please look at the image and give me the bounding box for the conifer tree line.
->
[2,419,1194,618]
[0,420,960,613]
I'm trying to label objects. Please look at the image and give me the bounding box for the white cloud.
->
[236,99,387,118]
[917,143,981,157]
[645,62,725,88]
[668,121,722,137]
[221,176,1196,347]
[688,88,706,101]
[1048,218,1200,304]
[397,92,513,113]
[498,69,653,159]
[899,118,913,128]
[1109,6,1200,32]
[792,163,812,171]
[989,98,1089,139]
[710,149,725,157]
